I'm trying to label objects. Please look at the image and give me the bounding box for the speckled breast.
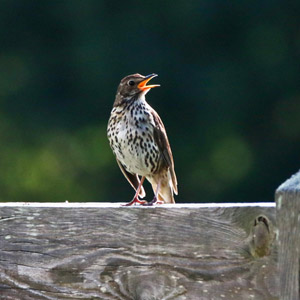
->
[108,103,161,176]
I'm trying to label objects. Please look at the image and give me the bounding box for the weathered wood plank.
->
[276,171,300,300]
[0,203,277,300]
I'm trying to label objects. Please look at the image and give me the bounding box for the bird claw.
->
[142,197,164,206]
[122,197,148,206]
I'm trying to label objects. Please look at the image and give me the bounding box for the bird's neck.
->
[133,93,147,105]
[114,92,148,108]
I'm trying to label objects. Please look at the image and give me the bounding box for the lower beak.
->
[138,74,160,91]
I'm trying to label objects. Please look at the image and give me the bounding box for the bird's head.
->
[113,73,160,106]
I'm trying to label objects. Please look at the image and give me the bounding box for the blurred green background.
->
[0,0,299,203]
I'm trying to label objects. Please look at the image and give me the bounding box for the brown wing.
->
[116,159,146,198]
[152,110,178,195]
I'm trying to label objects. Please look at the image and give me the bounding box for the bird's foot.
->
[122,197,148,206]
[142,196,164,206]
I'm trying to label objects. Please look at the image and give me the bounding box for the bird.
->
[107,73,178,205]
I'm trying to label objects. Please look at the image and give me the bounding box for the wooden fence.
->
[0,171,299,300]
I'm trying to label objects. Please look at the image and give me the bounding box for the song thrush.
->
[107,73,178,205]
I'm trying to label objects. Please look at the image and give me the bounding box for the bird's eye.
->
[128,80,135,86]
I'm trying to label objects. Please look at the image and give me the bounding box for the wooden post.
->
[0,203,278,300]
[276,171,300,300]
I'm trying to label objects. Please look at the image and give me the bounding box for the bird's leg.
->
[123,176,147,206]
[143,180,164,206]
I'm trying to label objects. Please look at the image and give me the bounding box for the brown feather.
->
[152,110,178,195]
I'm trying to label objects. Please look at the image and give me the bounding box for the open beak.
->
[138,74,160,91]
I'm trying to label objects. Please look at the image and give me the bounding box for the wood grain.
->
[0,203,278,300]
[276,171,300,300]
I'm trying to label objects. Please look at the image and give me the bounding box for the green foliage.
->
[0,0,299,202]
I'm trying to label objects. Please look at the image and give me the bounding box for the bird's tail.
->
[149,172,176,204]
[158,185,175,204]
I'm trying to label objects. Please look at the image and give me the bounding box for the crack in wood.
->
[0,204,279,300]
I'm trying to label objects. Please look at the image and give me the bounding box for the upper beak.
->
[138,74,160,91]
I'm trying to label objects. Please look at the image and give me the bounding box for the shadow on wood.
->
[0,203,278,300]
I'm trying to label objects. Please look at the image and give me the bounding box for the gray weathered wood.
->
[0,203,277,300]
[276,171,300,300]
